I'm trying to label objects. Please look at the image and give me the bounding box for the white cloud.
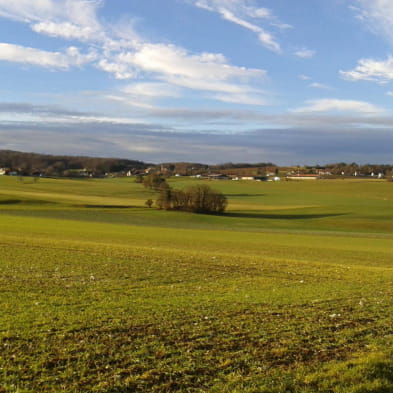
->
[190,0,282,53]
[298,74,311,81]
[257,31,281,53]
[0,43,95,68]
[0,0,270,106]
[292,99,384,114]
[122,83,180,99]
[245,7,271,19]
[212,93,267,105]
[294,48,315,59]
[96,59,136,80]
[194,0,273,20]
[32,22,97,41]
[115,43,267,102]
[0,0,101,30]
[344,2,393,85]
[340,56,393,83]
[309,82,331,90]
[106,82,182,107]
[271,22,292,30]
[119,44,264,82]
[352,1,393,44]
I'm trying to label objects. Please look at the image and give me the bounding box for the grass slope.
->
[0,176,393,392]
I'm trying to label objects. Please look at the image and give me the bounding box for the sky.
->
[1,0,393,165]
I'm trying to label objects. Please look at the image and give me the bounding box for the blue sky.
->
[1,0,393,164]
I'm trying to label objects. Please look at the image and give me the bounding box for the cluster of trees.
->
[157,184,227,213]
[160,162,209,176]
[0,150,148,177]
[213,162,276,169]
[138,173,167,190]
[141,174,227,214]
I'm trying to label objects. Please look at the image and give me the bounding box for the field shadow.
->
[0,199,57,205]
[0,199,22,205]
[76,204,135,209]
[225,212,347,220]
[365,360,393,381]
[225,193,265,197]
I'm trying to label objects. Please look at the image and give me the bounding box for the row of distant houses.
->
[184,172,386,181]
[205,174,319,181]
[2,166,388,180]
[190,173,282,181]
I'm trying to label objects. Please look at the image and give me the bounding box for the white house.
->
[241,176,255,180]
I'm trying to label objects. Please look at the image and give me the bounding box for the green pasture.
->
[1,176,393,392]
[1,176,393,234]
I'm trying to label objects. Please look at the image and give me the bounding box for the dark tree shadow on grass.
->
[76,204,135,209]
[225,193,265,197]
[225,212,348,220]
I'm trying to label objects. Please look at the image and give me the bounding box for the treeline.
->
[213,162,276,169]
[160,162,208,175]
[309,163,393,176]
[0,150,148,177]
[159,162,276,175]
[2,150,393,178]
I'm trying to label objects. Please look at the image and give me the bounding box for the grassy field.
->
[1,176,393,392]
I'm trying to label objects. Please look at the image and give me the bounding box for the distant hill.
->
[0,150,149,177]
[1,150,392,179]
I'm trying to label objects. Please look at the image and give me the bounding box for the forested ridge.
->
[0,150,149,176]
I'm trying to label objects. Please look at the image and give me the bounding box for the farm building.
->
[286,174,320,180]
[241,176,269,181]
[208,173,229,180]
[241,176,256,180]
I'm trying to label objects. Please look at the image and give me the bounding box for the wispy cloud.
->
[189,0,283,53]
[116,43,266,99]
[211,93,268,106]
[103,82,182,109]
[194,0,273,20]
[3,98,393,131]
[309,82,332,90]
[351,1,393,44]
[292,99,385,114]
[343,3,393,85]
[122,83,181,99]
[0,0,268,106]
[0,102,90,117]
[0,43,96,69]
[294,47,315,58]
[0,1,100,24]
